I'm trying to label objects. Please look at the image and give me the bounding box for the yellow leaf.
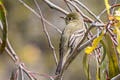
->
[115,27,120,54]
[93,31,104,48]
[113,29,117,34]
[85,47,94,54]
[115,16,120,21]
[0,1,6,14]
[114,22,120,27]
[104,0,111,15]
[114,8,120,27]
[85,31,104,54]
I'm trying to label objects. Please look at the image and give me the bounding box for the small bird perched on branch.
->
[55,12,86,77]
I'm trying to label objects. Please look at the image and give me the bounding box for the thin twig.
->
[21,63,54,80]
[6,39,19,62]
[6,43,35,80]
[15,69,19,80]
[66,0,94,23]
[108,29,118,46]
[43,0,93,23]
[72,0,103,23]
[84,22,93,39]
[19,67,24,80]
[33,0,58,65]
[0,14,19,63]
[106,20,118,46]
[111,0,118,15]
[0,38,36,80]
[111,3,120,8]
[64,0,73,12]
[97,8,106,18]
[111,74,120,80]
[98,2,119,18]
[43,0,69,15]
[21,67,35,80]
[29,73,38,80]
[30,72,56,79]
[0,10,37,80]
[0,12,18,62]
[0,1,59,80]
[18,0,62,34]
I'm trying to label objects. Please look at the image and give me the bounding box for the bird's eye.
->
[68,17,72,21]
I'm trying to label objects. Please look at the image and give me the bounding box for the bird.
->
[55,12,86,76]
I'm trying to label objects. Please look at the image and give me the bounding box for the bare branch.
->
[98,2,119,18]
[0,7,51,80]
[6,39,19,62]
[21,66,35,80]
[33,0,58,65]
[111,0,118,15]
[19,67,24,80]
[111,74,120,80]
[15,69,19,80]
[97,8,106,18]
[1,39,36,80]
[64,0,73,12]
[66,0,94,23]
[72,0,103,23]
[18,0,62,34]
[43,0,69,15]
[108,29,118,46]
[30,72,56,79]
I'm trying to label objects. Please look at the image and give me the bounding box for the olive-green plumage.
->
[56,12,86,75]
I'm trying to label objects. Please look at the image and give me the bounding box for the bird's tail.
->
[55,58,63,75]
[55,49,71,75]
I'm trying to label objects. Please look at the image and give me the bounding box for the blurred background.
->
[0,0,119,80]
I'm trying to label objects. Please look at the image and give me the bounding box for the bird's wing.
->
[59,29,70,59]
[68,29,85,54]
[59,31,64,59]
[56,29,70,74]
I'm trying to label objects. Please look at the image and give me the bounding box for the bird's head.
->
[65,12,81,24]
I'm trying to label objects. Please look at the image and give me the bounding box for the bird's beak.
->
[60,16,65,20]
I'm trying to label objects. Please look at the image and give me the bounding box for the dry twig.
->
[33,0,58,65]
[18,0,62,34]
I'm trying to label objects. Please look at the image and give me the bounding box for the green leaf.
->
[100,40,106,65]
[83,54,91,80]
[115,27,120,54]
[100,40,107,80]
[0,1,8,53]
[100,62,107,80]
[104,33,120,79]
